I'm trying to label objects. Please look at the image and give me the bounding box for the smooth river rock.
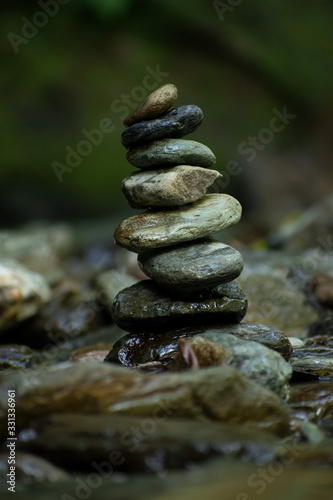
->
[106,323,292,368]
[121,105,204,149]
[138,238,244,294]
[126,139,216,169]
[124,83,178,127]
[114,193,242,253]
[111,280,247,332]
[169,332,292,399]
[121,166,221,208]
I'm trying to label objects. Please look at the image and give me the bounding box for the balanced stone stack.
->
[112,84,247,333]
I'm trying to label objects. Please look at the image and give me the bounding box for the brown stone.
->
[123,84,177,127]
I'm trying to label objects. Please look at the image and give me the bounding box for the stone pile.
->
[111,83,247,333]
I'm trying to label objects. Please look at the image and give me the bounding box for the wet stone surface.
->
[122,105,204,149]
[0,345,38,371]
[106,323,292,368]
[111,280,247,332]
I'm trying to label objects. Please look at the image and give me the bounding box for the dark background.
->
[1,0,333,243]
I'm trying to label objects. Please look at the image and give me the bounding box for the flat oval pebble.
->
[126,139,216,169]
[123,83,177,127]
[111,280,247,332]
[122,166,222,208]
[121,105,204,149]
[114,193,242,253]
[138,238,244,294]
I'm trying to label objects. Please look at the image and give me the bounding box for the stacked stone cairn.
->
[111,83,248,334]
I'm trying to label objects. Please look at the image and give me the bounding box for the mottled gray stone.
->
[122,166,222,208]
[121,105,204,149]
[126,139,216,169]
[124,84,177,127]
[106,323,292,368]
[111,280,247,332]
[171,332,292,399]
[114,194,242,253]
[138,238,244,294]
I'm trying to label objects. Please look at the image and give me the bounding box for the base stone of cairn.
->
[105,84,291,372]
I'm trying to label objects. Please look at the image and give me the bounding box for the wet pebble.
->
[0,345,38,370]
[111,280,247,332]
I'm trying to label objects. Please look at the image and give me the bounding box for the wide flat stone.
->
[111,279,247,332]
[126,139,216,169]
[121,166,222,208]
[123,83,177,127]
[138,238,244,294]
[121,105,204,149]
[114,193,242,253]
[106,323,292,369]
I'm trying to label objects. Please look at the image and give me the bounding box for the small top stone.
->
[123,84,178,127]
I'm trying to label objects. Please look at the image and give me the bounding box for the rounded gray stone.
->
[138,238,244,294]
[111,279,247,332]
[121,105,204,149]
[126,139,216,169]
[114,193,242,253]
[121,166,222,208]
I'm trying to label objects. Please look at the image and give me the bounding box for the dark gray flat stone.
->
[121,105,204,149]
[138,238,244,294]
[126,139,216,169]
[111,279,247,332]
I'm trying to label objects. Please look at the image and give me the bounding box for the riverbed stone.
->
[0,260,51,333]
[114,193,242,253]
[138,238,244,294]
[122,105,204,149]
[169,332,292,399]
[106,323,292,368]
[111,280,247,332]
[0,361,289,436]
[123,83,178,127]
[127,139,216,169]
[121,166,221,208]
[18,413,280,473]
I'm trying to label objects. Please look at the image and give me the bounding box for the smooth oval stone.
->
[111,280,247,333]
[114,193,242,253]
[123,83,177,127]
[121,105,204,149]
[138,239,244,294]
[290,346,333,378]
[121,166,222,209]
[126,139,216,169]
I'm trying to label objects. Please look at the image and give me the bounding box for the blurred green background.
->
[1,0,333,239]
